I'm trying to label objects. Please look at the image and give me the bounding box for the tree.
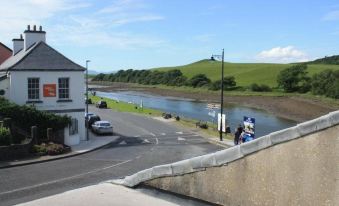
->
[187,74,211,88]
[277,64,309,92]
[311,69,339,99]
[209,76,236,90]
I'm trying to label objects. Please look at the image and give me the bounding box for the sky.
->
[0,0,339,72]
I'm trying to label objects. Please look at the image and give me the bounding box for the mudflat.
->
[91,82,338,123]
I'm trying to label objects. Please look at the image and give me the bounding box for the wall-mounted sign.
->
[43,84,56,97]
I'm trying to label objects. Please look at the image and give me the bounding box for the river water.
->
[96,91,296,137]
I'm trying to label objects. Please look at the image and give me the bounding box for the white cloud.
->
[193,34,216,43]
[256,46,310,63]
[323,10,339,21]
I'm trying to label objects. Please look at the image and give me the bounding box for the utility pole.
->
[86,60,90,141]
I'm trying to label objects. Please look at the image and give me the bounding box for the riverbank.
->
[90,81,339,123]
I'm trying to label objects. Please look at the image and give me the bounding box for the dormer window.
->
[28,78,40,100]
[58,78,69,99]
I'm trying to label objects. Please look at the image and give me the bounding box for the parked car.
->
[91,121,113,134]
[86,115,101,128]
[85,112,95,119]
[96,101,107,108]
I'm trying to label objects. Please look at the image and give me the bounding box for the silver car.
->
[91,121,113,134]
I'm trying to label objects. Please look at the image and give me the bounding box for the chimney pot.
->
[27,25,30,31]
[39,26,42,31]
[20,34,23,39]
[33,25,36,31]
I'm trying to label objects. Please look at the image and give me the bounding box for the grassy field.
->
[90,95,162,116]
[154,59,339,87]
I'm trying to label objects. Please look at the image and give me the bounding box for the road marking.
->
[0,160,132,196]
[176,131,183,134]
[142,139,150,143]
[119,140,127,145]
[149,132,156,137]
[155,138,159,145]
[178,137,186,141]
[160,133,166,136]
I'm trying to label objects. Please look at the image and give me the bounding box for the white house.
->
[0,25,85,146]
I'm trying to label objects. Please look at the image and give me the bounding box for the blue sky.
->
[0,0,339,72]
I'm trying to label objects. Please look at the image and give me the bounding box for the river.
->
[96,91,296,137]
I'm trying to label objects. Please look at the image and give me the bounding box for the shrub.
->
[32,142,67,156]
[0,127,11,146]
[249,83,272,92]
[311,69,339,99]
[0,97,71,138]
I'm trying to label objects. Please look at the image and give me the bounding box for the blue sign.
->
[243,116,255,139]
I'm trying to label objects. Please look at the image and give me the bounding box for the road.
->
[0,105,223,205]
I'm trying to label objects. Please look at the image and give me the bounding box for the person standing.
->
[234,124,243,145]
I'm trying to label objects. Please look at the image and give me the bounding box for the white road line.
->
[150,132,156,137]
[0,160,132,196]
[178,137,186,141]
[160,133,166,136]
[155,138,159,145]
[176,131,183,134]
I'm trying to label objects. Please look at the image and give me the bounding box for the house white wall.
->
[0,77,10,99]
[8,71,85,145]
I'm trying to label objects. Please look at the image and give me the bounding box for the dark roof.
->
[0,41,85,71]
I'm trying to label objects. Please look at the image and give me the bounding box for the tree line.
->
[92,69,237,90]
[277,64,339,99]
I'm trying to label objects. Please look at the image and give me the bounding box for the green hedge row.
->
[0,97,71,138]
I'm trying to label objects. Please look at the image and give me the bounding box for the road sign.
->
[243,116,255,138]
[217,113,226,132]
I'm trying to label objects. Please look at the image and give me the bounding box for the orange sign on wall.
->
[43,84,56,97]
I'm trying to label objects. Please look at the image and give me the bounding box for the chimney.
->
[12,34,24,55]
[24,24,46,51]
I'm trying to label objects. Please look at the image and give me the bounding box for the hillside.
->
[309,55,339,65]
[154,60,339,87]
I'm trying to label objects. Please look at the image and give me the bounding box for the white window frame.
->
[58,77,70,99]
[27,78,40,100]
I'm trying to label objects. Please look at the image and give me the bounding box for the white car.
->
[91,121,113,134]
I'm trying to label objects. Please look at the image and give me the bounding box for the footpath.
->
[0,134,119,169]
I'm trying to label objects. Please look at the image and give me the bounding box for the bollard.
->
[31,126,38,144]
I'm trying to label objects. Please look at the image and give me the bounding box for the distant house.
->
[0,25,85,146]
[0,42,12,65]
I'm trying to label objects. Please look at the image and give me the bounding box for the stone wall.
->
[146,124,339,206]
[114,111,339,206]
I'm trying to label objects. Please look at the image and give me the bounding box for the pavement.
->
[0,134,119,169]
[15,183,189,206]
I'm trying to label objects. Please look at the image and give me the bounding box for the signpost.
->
[43,84,56,97]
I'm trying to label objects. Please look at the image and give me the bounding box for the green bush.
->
[0,97,71,138]
[0,127,11,146]
[249,83,272,92]
[277,64,310,93]
[209,76,236,91]
[32,142,67,156]
[311,69,339,99]
[187,74,211,88]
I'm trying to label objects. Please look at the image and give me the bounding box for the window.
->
[58,78,69,99]
[28,78,39,100]
[69,118,78,135]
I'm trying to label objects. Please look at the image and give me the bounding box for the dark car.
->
[86,115,101,128]
[96,101,107,108]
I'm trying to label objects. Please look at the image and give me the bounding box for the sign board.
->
[243,116,255,138]
[43,84,56,97]
[217,113,226,132]
[207,103,220,109]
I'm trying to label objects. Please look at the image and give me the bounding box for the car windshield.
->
[100,123,110,127]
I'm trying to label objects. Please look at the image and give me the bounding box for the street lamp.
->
[211,49,225,141]
[86,60,90,141]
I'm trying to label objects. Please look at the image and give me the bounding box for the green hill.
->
[154,60,339,87]
[309,55,339,65]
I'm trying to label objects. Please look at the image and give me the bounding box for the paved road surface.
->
[0,106,222,205]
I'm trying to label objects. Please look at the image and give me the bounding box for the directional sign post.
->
[217,113,226,133]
